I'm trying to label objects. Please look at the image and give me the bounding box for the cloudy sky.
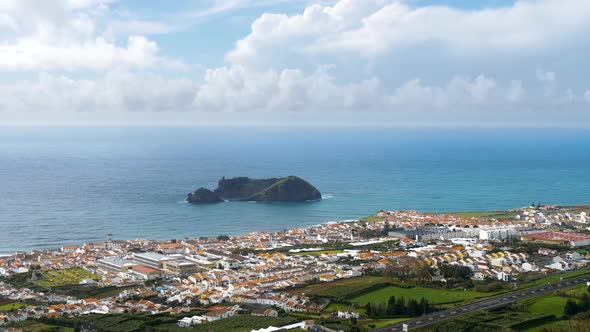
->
[1,0,589,126]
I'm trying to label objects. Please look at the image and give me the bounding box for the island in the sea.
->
[186,176,322,203]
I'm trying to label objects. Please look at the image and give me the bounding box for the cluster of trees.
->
[382,257,431,282]
[365,296,433,318]
[439,264,473,280]
[564,293,590,316]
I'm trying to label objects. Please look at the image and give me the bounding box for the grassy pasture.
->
[0,302,28,311]
[351,285,491,306]
[37,268,100,288]
[287,276,388,299]
[441,210,517,219]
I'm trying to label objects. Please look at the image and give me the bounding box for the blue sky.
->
[0,0,589,126]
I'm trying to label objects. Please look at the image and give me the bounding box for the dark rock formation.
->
[186,187,223,203]
[186,176,321,203]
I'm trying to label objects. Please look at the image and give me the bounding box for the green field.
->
[522,279,590,318]
[324,302,359,312]
[8,320,75,332]
[521,269,590,288]
[458,311,555,330]
[37,268,100,288]
[51,284,138,299]
[359,318,411,330]
[441,211,517,219]
[0,302,28,311]
[2,272,47,292]
[351,285,492,305]
[521,319,578,332]
[501,277,590,331]
[359,215,386,223]
[288,276,388,299]
[361,318,409,330]
[526,295,569,317]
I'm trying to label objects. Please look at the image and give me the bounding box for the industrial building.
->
[162,258,200,276]
[133,252,169,269]
[96,257,137,272]
[520,231,590,247]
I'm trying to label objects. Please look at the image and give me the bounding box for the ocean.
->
[1,127,589,253]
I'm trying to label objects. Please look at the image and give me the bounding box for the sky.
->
[0,0,589,127]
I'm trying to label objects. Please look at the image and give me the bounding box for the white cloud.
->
[194,66,542,113]
[103,20,175,38]
[388,75,502,111]
[536,70,556,96]
[187,0,307,19]
[0,36,166,71]
[507,80,525,103]
[1,0,589,126]
[0,0,180,71]
[0,65,588,127]
[227,0,590,67]
[193,66,384,112]
[0,71,197,113]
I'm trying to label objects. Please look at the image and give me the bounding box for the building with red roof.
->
[520,231,590,247]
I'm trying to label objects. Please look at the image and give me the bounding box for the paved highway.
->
[373,273,590,331]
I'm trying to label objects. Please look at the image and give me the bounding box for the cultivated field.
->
[36,268,100,288]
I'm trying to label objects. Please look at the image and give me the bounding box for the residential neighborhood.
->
[1,205,590,331]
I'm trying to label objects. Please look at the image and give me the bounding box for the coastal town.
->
[2,204,590,331]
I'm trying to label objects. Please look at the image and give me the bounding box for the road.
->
[373,273,590,331]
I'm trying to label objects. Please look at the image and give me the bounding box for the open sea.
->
[1,127,589,253]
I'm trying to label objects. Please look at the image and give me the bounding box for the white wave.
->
[321,194,334,199]
[326,219,358,223]
[177,200,188,204]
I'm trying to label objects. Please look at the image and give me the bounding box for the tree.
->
[365,302,372,317]
[407,298,420,316]
[564,299,579,316]
[394,297,406,315]
[419,297,430,314]
[387,296,396,316]
[582,293,590,310]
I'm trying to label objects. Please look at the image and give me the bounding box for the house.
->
[566,252,583,261]
[252,308,278,317]
[399,238,415,247]
[472,271,489,280]
[131,265,164,280]
[521,262,538,272]
[157,242,183,254]
[203,305,239,322]
[337,311,360,319]
[546,260,572,271]
[178,317,193,327]
[490,258,506,267]
[61,246,76,253]
[538,248,558,256]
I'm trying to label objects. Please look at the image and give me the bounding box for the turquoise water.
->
[1,127,589,253]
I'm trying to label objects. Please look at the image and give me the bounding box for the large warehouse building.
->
[520,231,590,247]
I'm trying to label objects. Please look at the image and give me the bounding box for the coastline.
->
[3,204,588,255]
